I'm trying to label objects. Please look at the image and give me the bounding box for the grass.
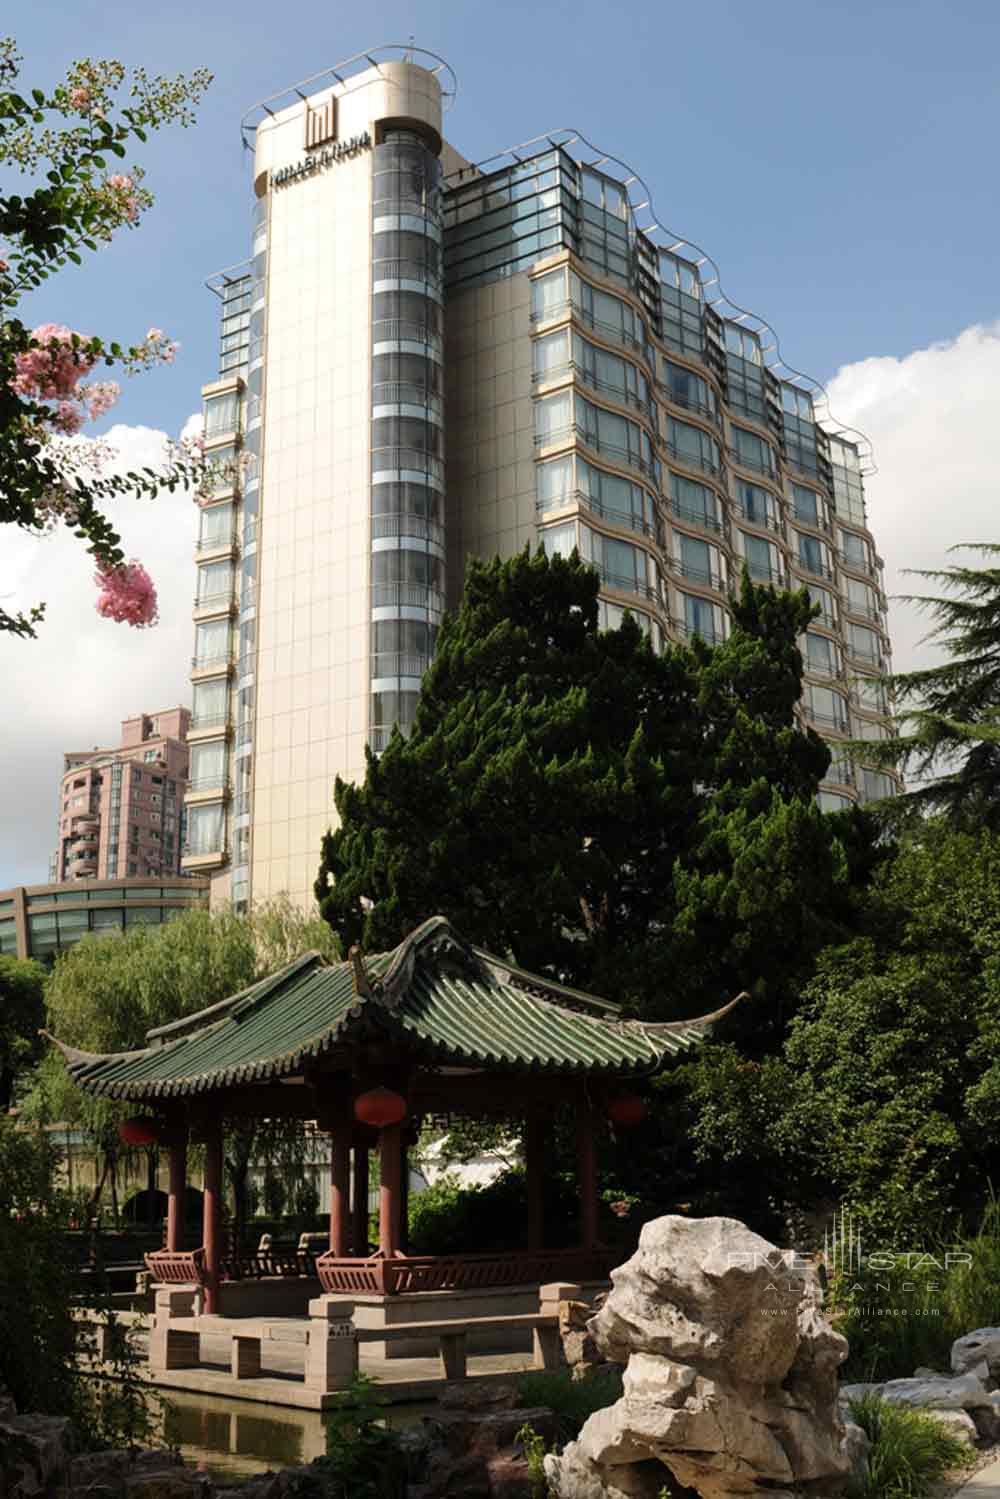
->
[833,1200,1000,1380]
[515,1367,623,1438]
[848,1393,974,1499]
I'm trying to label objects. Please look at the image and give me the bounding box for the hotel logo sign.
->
[272,130,371,189]
[305,97,337,150]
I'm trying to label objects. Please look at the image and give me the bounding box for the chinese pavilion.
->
[50,916,741,1310]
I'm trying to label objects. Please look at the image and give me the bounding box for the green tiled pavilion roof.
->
[49,917,741,1100]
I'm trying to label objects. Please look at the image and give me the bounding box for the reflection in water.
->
[160,1388,434,1481]
[162,1391,317,1479]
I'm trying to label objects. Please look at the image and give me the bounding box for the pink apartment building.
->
[53,708,191,882]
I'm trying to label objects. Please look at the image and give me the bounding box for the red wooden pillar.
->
[165,1134,187,1253]
[328,1095,351,1258]
[525,1114,545,1251]
[202,1118,223,1314]
[576,1103,599,1252]
[379,1123,402,1257]
[352,1144,370,1256]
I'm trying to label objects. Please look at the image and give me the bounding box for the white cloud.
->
[826,322,1000,677]
[1,419,200,888]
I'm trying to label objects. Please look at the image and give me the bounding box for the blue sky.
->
[13,0,1000,436]
[5,0,1000,888]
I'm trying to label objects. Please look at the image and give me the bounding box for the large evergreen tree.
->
[317,548,876,1032]
[861,546,1000,825]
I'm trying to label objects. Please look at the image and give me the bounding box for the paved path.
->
[954,1460,1000,1499]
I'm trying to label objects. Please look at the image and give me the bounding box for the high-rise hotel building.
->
[184,48,896,910]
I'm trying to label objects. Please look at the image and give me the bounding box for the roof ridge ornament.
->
[350,944,374,998]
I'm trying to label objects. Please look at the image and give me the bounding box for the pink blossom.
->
[69,85,91,111]
[83,380,120,419]
[51,401,84,434]
[146,327,164,342]
[12,323,96,400]
[94,560,159,627]
[107,174,139,223]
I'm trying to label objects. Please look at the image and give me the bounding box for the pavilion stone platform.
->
[50,914,742,1372]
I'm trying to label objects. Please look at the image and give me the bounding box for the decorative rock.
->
[971,1390,1000,1443]
[923,1409,979,1445]
[952,1329,1000,1381]
[878,1374,991,1410]
[839,1382,883,1407]
[544,1215,850,1499]
[843,1421,871,1483]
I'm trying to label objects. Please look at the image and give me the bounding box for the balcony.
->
[371,582,445,614]
[371,652,431,681]
[838,550,878,579]
[669,498,726,537]
[669,558,727,594]
[371,512,445,548]
[181,844,227,871]
[728,445,776,481]
[670,616,727,648]
[597,569,659,604]
[191,652,234,680]
[803,707,849,734]
[371,318,442,354]
[732,503,783,536]
[193,591,237,622]
[371,383,444,421]
[658,381,719,426]
[195,531,238,558]
[791,507,831,535]
[791,555,834,583]
[663,440,720,479]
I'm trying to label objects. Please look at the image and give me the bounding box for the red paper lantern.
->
[118,1116,160,1147]
[606,1094,647,1128]
[353,1087,407,1128]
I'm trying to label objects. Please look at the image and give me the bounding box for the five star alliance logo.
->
[822,1207,863,1274]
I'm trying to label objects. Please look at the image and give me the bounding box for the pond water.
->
[160,1389,435,1482]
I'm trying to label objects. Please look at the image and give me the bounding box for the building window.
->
[730,425,776,477]
[669,473,722,533]
[678,591,727,645]
[666,416,719,476]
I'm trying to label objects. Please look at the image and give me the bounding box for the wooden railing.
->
[315,1247,618,1296]
[144,1248,207,1285]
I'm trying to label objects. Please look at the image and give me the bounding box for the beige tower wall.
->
[250,63,443,908]
[443,270,537,607]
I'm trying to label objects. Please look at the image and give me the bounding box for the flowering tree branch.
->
[0,39,212,635]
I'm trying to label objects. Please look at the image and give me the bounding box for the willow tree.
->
[24,899,339,1232]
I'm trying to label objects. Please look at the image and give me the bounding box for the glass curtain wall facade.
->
[443,142,897,814]
[370,130,445,750]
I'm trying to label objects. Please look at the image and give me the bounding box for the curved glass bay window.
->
[670,473,723,534]
[733,479,781,533]
[536,453,657,538]
[662,358,718,422]
[677,591,727,646]
[666,416,721,477]
[735,530,784,586]
[804,683,849,732]
[370,128,444,749]
[185,802,224,856]
[672,531,727,592]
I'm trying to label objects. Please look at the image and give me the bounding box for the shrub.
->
[407,1168,580,1255]
[833,1201,1000,1379]
[516,1368,623,1438]
[848,1393,972,1499]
